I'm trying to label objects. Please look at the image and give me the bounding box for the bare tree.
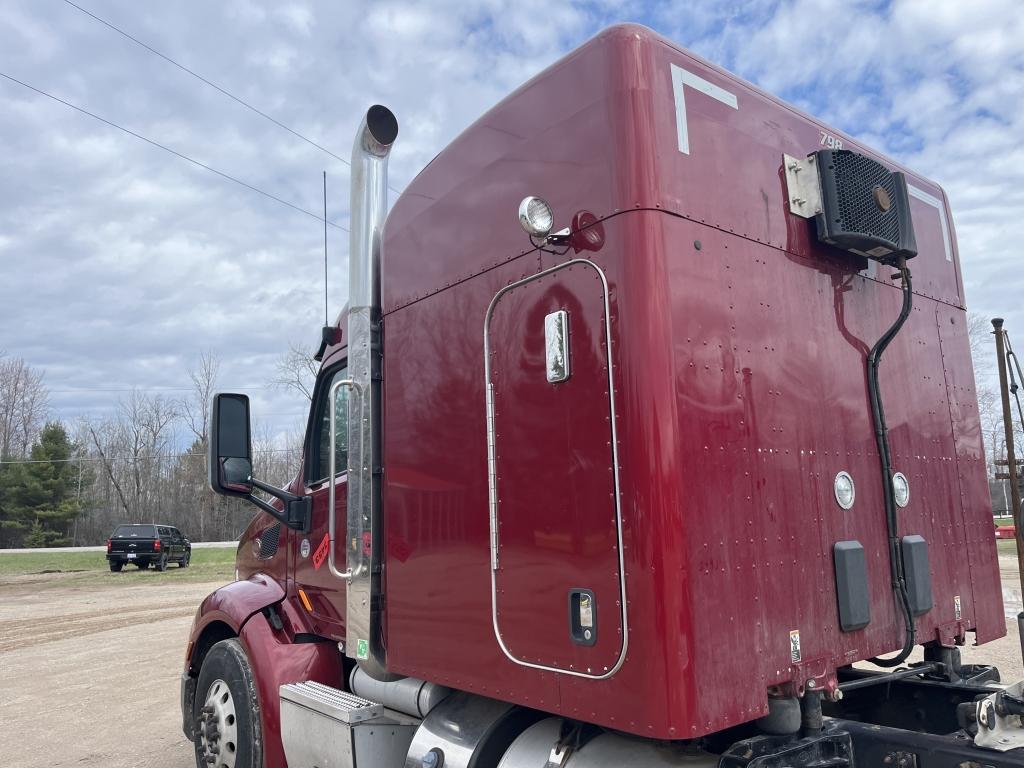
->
[183,350,221,443]
[969,313,999,473]
[270,341,318,402]
[87,421,133,519]
[0,354,50,458]
[968,312,994,364]
[181,351,220,540]
[85,391,178,522]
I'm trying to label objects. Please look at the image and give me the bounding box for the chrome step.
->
[280,681,382,723]
[280,681,419,768]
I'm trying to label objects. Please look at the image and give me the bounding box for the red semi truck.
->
[183,23,1023,768]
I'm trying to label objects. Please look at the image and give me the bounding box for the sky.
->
[1,0,1022,444]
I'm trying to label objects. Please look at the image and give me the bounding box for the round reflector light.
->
[892,472,910,508]
[518,196,554,237]
[834,471,855,509]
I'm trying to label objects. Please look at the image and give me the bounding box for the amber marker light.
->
[298,589,313,612]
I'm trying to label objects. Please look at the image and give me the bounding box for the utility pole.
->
[993,317,1024,662]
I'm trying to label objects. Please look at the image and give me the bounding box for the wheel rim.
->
[198,678,239,768]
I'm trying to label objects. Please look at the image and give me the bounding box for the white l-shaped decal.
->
[907,184,953,262]
[670,63,738,155]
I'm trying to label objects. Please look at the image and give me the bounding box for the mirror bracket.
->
[247,478,312,532]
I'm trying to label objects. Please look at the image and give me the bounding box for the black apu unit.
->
[814,149,918,265]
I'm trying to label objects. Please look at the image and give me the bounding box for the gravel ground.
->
[2,558,1024,768]
[0,572,222,768]
[0,542,237,554]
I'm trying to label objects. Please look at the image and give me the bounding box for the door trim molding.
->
[482,258,629,680]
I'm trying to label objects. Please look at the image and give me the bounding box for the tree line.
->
[0,316,1021,548]
[0,349,311,547]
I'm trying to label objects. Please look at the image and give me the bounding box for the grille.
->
[258,523,281,560]
[829,151,900,244]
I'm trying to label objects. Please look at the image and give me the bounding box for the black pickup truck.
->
[106,524,191,572]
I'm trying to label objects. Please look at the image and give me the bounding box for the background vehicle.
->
[182,23,1021,768]
[106,524,191,571]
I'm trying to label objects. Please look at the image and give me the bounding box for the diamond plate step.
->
[280,681,382,724]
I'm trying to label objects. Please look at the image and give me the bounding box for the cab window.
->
[309,365,349,484]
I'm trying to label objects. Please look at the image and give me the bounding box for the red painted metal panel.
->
[936,302,1004,644]
[238,606,346,768]
[191,573,286,637]
[487,262,624,675]
[290,475,347,638]
[372,22,1000,739]
[381,260,566,717]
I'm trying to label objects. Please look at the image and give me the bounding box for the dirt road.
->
[0,572,223,768]
[3,560,1024,768]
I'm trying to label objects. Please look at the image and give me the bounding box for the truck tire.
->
[179,551,191,568]
[109,562,122,572]
[193,639,262,768]
[155,553,168,572]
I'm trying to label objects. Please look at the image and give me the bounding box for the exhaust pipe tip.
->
[362,105,398,155]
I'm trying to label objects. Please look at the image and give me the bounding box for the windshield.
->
[112,525,157,538]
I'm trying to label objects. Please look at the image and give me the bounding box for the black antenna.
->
[323,170,329,326]
[314,171,338,362]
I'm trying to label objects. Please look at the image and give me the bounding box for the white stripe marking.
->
[908,184,953,262]
[670,63,738,156]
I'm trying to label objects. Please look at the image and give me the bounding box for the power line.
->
[0,70,348,232]
[0,447,300,466]
[62,0,402,196]
[47,385,277,393]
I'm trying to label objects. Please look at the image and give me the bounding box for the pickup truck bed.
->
[106,524,191,572]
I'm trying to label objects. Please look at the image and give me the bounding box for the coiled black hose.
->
[867,258,916,667]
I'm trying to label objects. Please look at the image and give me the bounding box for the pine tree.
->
[0,460,30,547]
[0,423,83,547]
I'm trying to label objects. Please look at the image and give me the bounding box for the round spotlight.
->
[892,472,910,508]
[518,196,554,237]
[834,471,855,510]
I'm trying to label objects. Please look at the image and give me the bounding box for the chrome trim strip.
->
[482,258,629,680]
[328,377,359,583]
[485,379,499,571]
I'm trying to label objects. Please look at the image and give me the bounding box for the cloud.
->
[0,0,1020,447]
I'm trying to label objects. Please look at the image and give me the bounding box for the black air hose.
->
[867,258,916,667]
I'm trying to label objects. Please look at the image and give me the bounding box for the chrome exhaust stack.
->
[346,105,398,679]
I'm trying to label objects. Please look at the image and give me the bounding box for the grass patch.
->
[0,546,238,587]
[995,517,1015,527]
[998,539,1019,555]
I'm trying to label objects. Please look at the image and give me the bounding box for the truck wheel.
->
[193,639,261,768]
[179,551,191,568]
[109,562,122,572]
[155,553,168,572]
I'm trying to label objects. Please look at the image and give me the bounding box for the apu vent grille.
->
[813,149,917,264]
[830,152,900,245]
[258,523,281,559]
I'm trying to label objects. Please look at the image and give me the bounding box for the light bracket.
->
[783,153,823,219]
